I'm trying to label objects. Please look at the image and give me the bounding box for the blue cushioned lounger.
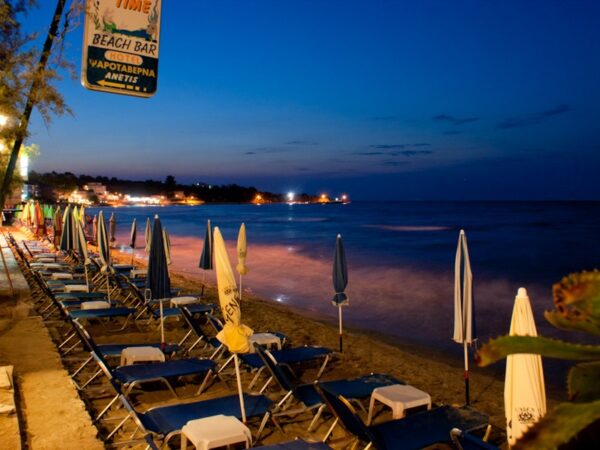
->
[316,382,489,450]
[111,393,273,445]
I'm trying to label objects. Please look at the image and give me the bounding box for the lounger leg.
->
[323,417,338,442]
[307,404,326,431]
[259,376,273,394]
[178,329,192,346]
[79,368,102,390]
[218,354,235,373]
[95,394,120,422]
[315,355,330,379]
[71,354,93,379]
[106,414,132,441]
[255,412,272,442]
[196,370,213,395]
[247,367,265,390]
[58,332,77,350]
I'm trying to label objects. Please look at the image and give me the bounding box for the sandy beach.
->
[0,225,561,448]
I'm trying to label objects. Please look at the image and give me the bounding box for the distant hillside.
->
[28,171,299,203]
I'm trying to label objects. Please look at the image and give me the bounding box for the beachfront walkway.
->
[0,230,103,449]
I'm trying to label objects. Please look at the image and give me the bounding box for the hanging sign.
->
[82,0,162,97]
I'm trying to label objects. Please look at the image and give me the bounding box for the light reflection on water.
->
[94,201,600,358]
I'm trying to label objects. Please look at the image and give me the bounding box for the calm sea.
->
[91,201,600,385]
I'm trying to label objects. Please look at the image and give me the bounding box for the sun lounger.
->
[315,382,489,450]
[239,345,333,390]
[107,392,273,446]
[70,321,217,422]
[255,344,401,431]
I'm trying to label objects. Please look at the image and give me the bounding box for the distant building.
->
[21,184,38,201]
[84,182,108,197]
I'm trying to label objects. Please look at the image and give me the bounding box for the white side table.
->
[181,415,251,450]
[120,346,165,366]
[249,333,282,352]
[63,284,89,293]
[367,384,431,425]
[51,272,73,280]
[170,296,201,307]
[80,301,111,310]
[130,269,146,278]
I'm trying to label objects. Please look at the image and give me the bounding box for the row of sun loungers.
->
[5,227,497,449]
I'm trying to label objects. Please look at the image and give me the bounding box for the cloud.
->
[433,114,479,126]
[413,143,431,147]
[370,144,406,149]
[497,104,571,129]
[443,130,463,135]
[244,151,256,155]
[356,151,386,156]
[295,167,311,172]
[356,150,433,157]
[398,150,433,156]
[381,160,410,167]
[286,140,319,146]
[251,146,287,154]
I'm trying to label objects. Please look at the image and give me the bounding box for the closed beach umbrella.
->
[21,202,29,225]
[129,218,137,265]
[236,223,248,300]
[109,212,116,244]
[97,211,113,302]
[332,234,349,352]
[52,206,62,247]
[145,215,171,345]
[145,217,152,252]
[76,220,91,291]
[199,219,213,293]
[92,215,98,243]
[453,229,476,405]
[129,218,137,249]
[505,287,546,446]
[163,226,171,265]
[79,205,85,224]
[34,202,44,235]
[59,205,74,252]
[199,219,213,270]
[214,226,253,422]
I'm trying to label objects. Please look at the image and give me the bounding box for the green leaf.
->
[513,400,600,449]
[545,311,600,336]
[568,362,600,402]
[476,336,600,367]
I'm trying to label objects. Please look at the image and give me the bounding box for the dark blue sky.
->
[24,0,600,200]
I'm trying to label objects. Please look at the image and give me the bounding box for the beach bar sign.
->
[82,0,162,97]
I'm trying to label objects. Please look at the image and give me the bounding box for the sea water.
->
[90,201,600,384]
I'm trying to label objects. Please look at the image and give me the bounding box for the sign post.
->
[82,0,162,97]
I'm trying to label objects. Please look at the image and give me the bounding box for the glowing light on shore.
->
[287,192,295,202]
[0,114,7,127]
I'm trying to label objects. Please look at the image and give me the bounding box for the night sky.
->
[23,1,600,200]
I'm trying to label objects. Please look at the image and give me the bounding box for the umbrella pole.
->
[131,249,134,266]
[234,354,247,423]
[338,304,343,353]
[159,299,165,347]
[106,274,111,305]
[84,266,89,293]
[239,275,243,301]
[464,341,470,405]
